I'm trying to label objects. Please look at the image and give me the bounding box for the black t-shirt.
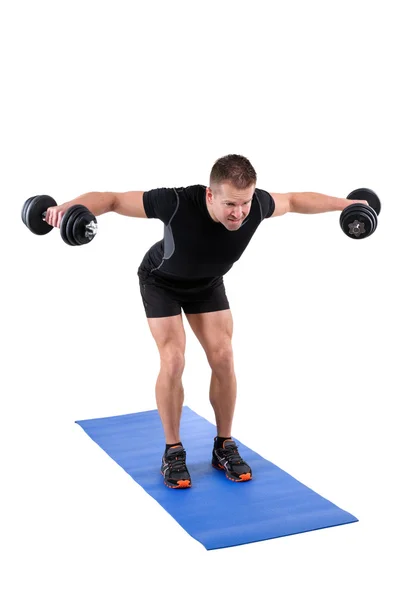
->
[138,184,274,287]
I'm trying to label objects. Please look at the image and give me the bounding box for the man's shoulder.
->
[174,184,206,195]
[254,188,275,219]
[254,187,272,198]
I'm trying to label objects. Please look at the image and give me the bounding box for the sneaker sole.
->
[161,471,191,489]
[212,462,252,482]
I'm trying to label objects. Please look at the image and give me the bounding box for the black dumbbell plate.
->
[25,195,57,235]
[340,203,377,238]
[22,196,39,227]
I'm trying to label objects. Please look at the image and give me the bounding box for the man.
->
[45,154,366,489]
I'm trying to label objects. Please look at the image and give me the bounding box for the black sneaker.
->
[161,445,191,489]
[212,438,252,482]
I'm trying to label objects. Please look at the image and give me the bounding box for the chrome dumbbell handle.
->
[84,220,98,240]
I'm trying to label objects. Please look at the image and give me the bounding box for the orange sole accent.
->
[161,471,191,489]
[212,462,252,482]
[164,480,191,489]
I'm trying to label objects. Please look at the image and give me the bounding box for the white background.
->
[2,0,398,598]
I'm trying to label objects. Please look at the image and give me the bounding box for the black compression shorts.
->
[137,270,230,318]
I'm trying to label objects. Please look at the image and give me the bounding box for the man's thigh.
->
[185,309,233,357]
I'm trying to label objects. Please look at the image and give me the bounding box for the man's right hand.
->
[45,204,72,228]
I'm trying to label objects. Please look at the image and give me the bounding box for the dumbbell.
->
[340,188,381,239]
[21,195,98,246]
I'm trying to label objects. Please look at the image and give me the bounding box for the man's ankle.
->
[214,436,232,449]
[165,442,183,453]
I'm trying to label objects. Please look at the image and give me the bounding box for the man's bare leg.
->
[147,314,186,444]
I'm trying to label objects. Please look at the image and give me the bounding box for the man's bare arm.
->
[112,191,147,218]
[270,192,368,217]
[45,190,147,227]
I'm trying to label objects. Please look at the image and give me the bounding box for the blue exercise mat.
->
[76,406,358,550]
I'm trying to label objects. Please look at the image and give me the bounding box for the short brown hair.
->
[209,154,257,189]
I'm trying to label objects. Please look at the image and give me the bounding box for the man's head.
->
[206,154,257,231]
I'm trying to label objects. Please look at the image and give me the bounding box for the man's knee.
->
[208,344,234,373]
[159,345,185,378]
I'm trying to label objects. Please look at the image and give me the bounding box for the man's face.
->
[206,181,255,231]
